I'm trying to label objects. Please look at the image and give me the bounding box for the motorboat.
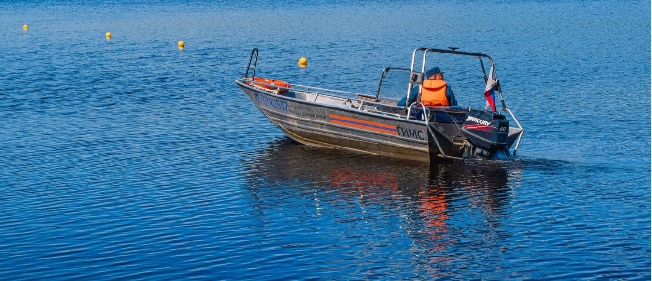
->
[235,47,524,162]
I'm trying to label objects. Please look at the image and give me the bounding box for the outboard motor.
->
[461,109,509,158]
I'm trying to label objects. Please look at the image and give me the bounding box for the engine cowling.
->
[461,109,509,158]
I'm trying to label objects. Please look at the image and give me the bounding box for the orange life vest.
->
[420,79,449,106]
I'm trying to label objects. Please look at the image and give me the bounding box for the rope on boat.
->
[412,102,462,160]
[414,102,465,160]
[426,124,463,160]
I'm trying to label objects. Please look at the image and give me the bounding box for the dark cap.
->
[425,67,443,77]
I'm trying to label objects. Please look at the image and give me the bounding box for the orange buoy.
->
[252,77,291,93]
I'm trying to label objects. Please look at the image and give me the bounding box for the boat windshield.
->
[375,67,412,102]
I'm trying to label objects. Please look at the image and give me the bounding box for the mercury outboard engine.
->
[461,109,509,158]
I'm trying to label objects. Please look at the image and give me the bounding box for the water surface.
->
[0,0,649,279]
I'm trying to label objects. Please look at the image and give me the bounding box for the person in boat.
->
[398,67,457,107]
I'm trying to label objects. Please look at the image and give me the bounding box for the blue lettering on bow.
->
[254,93,288,112]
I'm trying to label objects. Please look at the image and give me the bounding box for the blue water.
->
[0,0,649,279]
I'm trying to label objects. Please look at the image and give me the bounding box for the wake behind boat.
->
[235,47,524,162]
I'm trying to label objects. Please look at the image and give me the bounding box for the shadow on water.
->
[244,136,518,198]
[242,137,523,273]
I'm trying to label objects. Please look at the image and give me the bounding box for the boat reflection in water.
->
[243,137,520,272]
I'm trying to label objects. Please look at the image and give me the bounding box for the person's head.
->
[425,67,444,80]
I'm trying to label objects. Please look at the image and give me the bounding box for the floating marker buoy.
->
[105,32,112,39]
[23,24,28,31]
[178,40,185,49]
[298,57,307,67]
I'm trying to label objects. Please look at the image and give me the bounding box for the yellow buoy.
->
[298,57,307,67]
[23,24,28,31]
[178,40,185,49]
[105,32,112,39]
